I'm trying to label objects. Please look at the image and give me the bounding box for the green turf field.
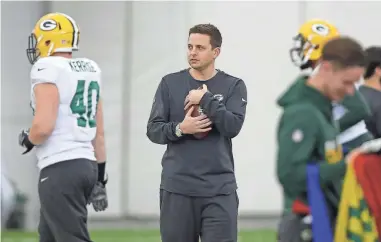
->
[2,229,277,242]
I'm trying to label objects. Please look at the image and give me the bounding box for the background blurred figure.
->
[1,160,28,230]
[289,19,372,151]
[1,161,17,227]
[359,46,381,139]
[277,36,367,242]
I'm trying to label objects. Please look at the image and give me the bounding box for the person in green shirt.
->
[290,19,373,152]
[277,36,367,242]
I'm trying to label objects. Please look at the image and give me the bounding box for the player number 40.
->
[70,80,100,128]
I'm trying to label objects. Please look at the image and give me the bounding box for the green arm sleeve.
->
[277,109,347,195]
[338,89,371,132]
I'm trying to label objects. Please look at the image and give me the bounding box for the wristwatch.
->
[175,123,183,137]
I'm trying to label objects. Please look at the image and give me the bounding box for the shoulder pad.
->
[30,57,66,85]
[32,56,68,70]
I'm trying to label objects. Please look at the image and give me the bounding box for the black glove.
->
[88,181,108,212]
[88,162,108,212]
[18,129,35,154]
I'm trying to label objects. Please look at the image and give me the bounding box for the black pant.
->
[277,213,313,242]
[159,189,239,242]
[38,158,97,242]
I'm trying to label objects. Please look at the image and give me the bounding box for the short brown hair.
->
[364,46,381,79]
[189,24,222,49]
[321,36,366,69]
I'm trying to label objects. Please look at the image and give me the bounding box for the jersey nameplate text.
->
[69,60,96,73]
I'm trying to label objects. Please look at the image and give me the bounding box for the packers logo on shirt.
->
[292,129,304,143]
[213,94,224,102]
[324,140,343,163]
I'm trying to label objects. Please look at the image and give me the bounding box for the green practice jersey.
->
[276,76,347,214]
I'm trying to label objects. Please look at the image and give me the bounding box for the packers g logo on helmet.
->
[39,20,58,31]
[26,12,80,65]
[311,24,329,36]
[290,19,339,69]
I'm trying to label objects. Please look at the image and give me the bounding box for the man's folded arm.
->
[200,79,247,138]
[146,78,182,144]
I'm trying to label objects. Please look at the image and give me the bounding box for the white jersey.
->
[333,82,368,144]
[30,56,101,170]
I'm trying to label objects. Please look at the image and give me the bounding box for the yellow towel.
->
[334,163,379,242]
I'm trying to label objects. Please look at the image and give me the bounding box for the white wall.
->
[305,2,381,47]
[1,1,49,230]
[2,1,381,226]
[126,1,190,216]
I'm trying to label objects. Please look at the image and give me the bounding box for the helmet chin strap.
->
[302,47,314,65]
[47,43,54,56]
[300,34,317,65]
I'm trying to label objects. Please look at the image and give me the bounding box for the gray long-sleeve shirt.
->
[359,85,381,138]
[146,69,247,197]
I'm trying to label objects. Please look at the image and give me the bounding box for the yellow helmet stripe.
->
[59,13,79,49]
